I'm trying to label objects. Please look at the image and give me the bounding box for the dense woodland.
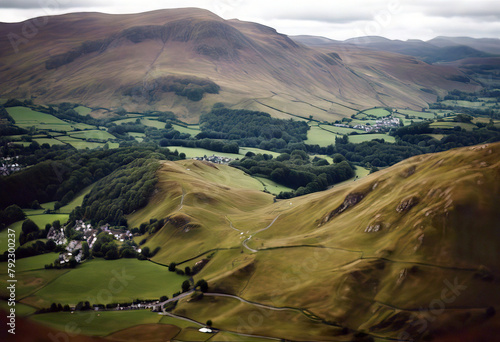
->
[230,151,354,198]
[0,146,183,211]
[77,158,161,227]
[199,107,309,142]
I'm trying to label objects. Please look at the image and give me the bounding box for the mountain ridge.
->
[0,8,478,122]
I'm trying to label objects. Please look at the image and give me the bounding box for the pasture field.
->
[33,138,66,146]
[7,106,67,125]
[430,121,477,131]
[305,125,340,147]
[349,119,378,126]
[1,213,69,249]
[7,106,76,131]
[128,132,145,142]
[171,124,201,135]
[28,214,70,229]
[5,134,23,140]
[254,176,293,195]
[397,109,436,119]
[142,118,167,129]
[318,124,360,135]
[112,118,137,125]
[441,100,497,108]
[0,269,70,300]
[0,300,36,316]
[68,130,115,141]
[348,133,395,143]
[0,220,23,250]
[56,136,106,149]
[362,107,391,117]
[107,142,120,149]
[0,253,59,274]
[72,123,97,130]
[29,310,163,336]
[74,106,92,116]
[32,258,187,306]
[354,113,368,119]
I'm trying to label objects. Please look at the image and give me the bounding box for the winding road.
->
[227,214,281,253]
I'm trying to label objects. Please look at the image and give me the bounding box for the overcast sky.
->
[0,0,499,41]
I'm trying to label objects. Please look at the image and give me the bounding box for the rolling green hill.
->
[120,142,500,341]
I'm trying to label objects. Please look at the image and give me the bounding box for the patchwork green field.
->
[33,138,66,146]
[397,109,437,119]
[350,118,379,126]
[0,269,70,300]
[30,258,188,307]
[430,121,477,131]
[442,100,498,108]
[74,106,92,116]
[362,107,391,117]
[318,124,360,135]
[56,136,110,149]
[254,176,294,195]
[171,124,202,136]
[68,130,116,141]
[29,310,164,336]
[0,253,59,274]
[113,118,138,125]
[128,132,146,142]
[7,106,68,125]
[305,125,340,147]
[348,133,395,143]
[142,117,167,129]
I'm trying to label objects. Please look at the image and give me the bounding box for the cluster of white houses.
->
[46,220,137,265]
[353,116,401,132]
[0,157,21,176]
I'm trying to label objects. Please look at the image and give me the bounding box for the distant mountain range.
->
[0,8,482,122]
[293,35,500,64]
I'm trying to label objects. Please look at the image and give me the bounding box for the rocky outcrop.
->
[396,196,419,213]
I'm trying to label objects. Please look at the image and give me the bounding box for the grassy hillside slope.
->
[123,143,500,341]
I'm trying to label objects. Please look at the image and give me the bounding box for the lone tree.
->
[168,262,176,272]
[196,279,208,293]
[181,280,191,293]
[206,320,212,327]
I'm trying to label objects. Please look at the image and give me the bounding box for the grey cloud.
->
[404,0,500,19]
[0,0,106,9]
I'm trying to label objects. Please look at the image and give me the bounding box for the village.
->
[0,156,21,176]
[46,220,138,265]
[352,115,401,132]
